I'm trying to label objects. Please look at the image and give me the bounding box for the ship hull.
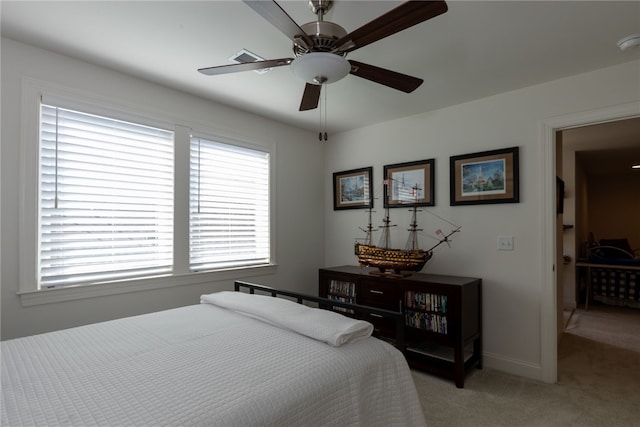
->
[354,243,433,273]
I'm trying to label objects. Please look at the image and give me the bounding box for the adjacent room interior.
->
[560,117,640,308]
[557,116,640,391]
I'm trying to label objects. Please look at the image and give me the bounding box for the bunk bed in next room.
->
[577,238,640,310]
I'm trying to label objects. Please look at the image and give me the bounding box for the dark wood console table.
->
[319,265,482,388]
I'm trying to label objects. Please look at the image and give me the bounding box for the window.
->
[29,94,273,296]
[190,137,270,271]
[18,84,277,306]
[39,104,175,288]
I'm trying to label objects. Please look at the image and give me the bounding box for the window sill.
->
[18,265,277,307]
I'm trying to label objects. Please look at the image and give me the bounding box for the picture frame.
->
[383,159,435,208]
[449,147,520,206]
[333,167,373,210]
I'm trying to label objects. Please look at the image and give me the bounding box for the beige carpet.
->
[412,304,640,426]
[564,304,640,352]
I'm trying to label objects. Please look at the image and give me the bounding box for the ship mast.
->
[378,205,394,249]
[378,188,396,249]
[359,207,376,246]
[405,204,423,250]
[405,185,423,251]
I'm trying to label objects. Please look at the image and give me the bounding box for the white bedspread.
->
[2,299,426,426]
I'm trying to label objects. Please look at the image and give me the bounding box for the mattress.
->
[2,296,426,426]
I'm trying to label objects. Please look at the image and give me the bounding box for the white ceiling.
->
[2,1,639,134]
[564,117,640,176]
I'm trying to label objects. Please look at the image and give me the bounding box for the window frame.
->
[18,79,276,306]
[38,103,177,287]
[188,133,271,272]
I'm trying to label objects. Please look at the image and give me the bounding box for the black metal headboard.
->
[234,280,405,351]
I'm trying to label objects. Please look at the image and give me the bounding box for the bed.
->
[1,281,426,426]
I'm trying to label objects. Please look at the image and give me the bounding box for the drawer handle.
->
[369,290,384,295]
[370,313,383,318]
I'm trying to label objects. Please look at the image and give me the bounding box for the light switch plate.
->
[497,236,514,251]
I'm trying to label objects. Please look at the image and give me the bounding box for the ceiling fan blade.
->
[198,58,293,76]
[349,60,423,93]
[335,1,448,53]
[243,0,315,50]
[299,83,322,111]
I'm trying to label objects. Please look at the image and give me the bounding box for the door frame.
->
[539,101,640,383]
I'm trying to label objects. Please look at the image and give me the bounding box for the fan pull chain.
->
[318,89,323,141]
[318,85,327,141]
[324,85,328,141]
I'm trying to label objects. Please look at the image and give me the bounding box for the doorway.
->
[560,117,640,310]
[539,101,640,384]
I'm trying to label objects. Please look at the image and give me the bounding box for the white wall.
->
[588,174,640,249]
[324,60,640,381]
[1,38,325,340]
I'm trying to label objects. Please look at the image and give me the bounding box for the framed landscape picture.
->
[383,159,435,208]
[450,147,519,205]
[333,167,373,210]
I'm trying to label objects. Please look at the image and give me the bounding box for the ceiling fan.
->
[198,0,448,112]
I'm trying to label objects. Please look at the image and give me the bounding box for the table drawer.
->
[358,281,402,310]
[365,313,397,336]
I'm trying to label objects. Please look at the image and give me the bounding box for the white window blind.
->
[39,104,174,288]
[190,137,270,271]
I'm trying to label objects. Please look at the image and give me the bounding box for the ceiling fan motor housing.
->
[308,0,333,15]
[294,21,348,56]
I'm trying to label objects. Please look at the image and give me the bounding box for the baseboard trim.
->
[482,351,544,382]
[563,308,576,330]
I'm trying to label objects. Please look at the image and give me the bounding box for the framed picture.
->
[333,167,373,210]
[450,147,520,206]
[383,159,435,208]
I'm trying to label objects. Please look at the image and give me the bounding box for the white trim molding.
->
[19,265,277,306]
[539,101,640,384]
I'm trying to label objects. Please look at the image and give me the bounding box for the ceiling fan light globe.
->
[291,52,350,85]
[617,33,640,51]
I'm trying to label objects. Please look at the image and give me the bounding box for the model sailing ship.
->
[355,183,460,276]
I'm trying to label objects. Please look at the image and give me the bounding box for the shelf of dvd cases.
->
[405,310,448,334]
[405,291,448,334]
[327,279,356,313]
